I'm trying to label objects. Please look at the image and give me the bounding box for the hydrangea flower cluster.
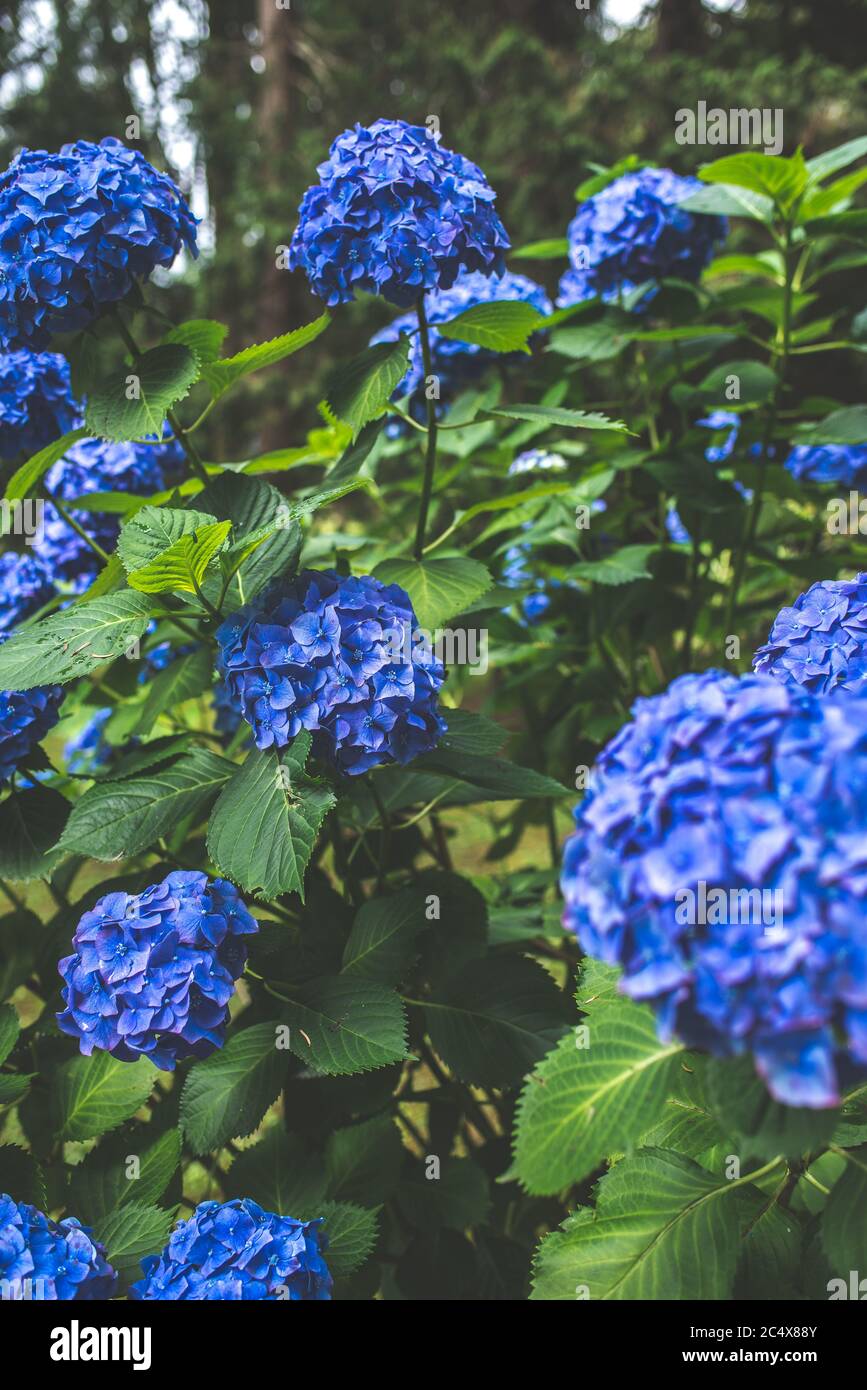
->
[0,1194,116,1300]
[561,668,867,1107]
[0,350,80,461]
[0,549,56,635]
[753,575,867,694]
[216,569,446,776]
[0,138,197,350]
[557,167,725,308]
[0,681,64,785]
[508,448,567,476]
[784,444,867,488]
[289,119,509,308]
[35,431,184,590]
[502,544,556,623]
[371,269,551,410]
[131,1199,332,1301]
[57,871,258,1071]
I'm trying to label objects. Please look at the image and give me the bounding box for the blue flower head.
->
[64,707,113,774]
[0,680,63,785]
[0,351,80,461]
[561,668,867,1108]
[785,444,867,488]
[33,431,185,590]
[216,569,447,776]
[289,119,510,307]
[57,871,258,1071]
[753,574,867,694]
[130,1199,332,1301]
[0,549,56,636]
[0,138,197,349]
[0,1194,116,1300]
[371,269,551,409]
[557,167,725,308]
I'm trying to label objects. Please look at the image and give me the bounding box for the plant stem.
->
[41,484,111,566]
[413,294,439,559]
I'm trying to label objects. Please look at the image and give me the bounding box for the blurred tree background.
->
[1,0,866,452]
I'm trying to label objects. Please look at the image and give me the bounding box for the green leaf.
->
[201,315,330,398]
[822,1149,867,1274]
[180,1022,287,1153]
[572,544,657,586]
[696,359,778,407]
[0,786,70,881]
[372,556,493,629]
[342,888,428,983]
[421,955,568,1088]
[118,505,217,573]
[514,997,683,1194]
[416,747,569,800]
[0,1145,44,1206]
[195,472,302,603]
[700,151,808,212]
[52,1054,157,1141]
[58,747,234,859]
[0,1073,32,1105]
[135,646,215,736]
[319,1201,379,1278]
[805,136,867,184]
[325,1115,403,1204]
[792,406,867,446]
[163,318,229,365]
[735,1191,803,1300]
[707,1054,838,1159]
[680,183,774,223]
[439,708,508,756]
[531,1148,751,1300]
[85,345,199,442]
[279,975,409,1076]
[548,316,634,363]
[4,427,88,502]
[223,1129,327,1216]
[488,404,631,432]
[128,519,232,595]
[324,338,411,439]
[437,300,547,353]
[0,1004,19,1066]
[69,1128,182,1225]
[95,1202,176,1286]
[207,735,335,903]
[510,238,569,260]
[0,591,153,689]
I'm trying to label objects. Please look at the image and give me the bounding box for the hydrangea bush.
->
[0,127,866,1307]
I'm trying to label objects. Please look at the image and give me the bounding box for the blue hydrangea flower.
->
[753,575,867,694]
[557,167,725,308]
[0,550,56,635]
[561,668,867,1108]
[371,269,551,410]
[0,1194,116,1300]
[502,544,555,623]
[289,119,509,308]
[216,569,446,776]
[0,351,80,461]
[0,681,63,785]
[130,1199,332,1301]
[784,444,867,488]
[0,138,197,350]
[508,448,567,476]
[57,871,258,1071]
[34,431,184,590]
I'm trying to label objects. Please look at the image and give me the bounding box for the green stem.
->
[724,220,796,634]
[413,295,439,560]
[41,484,111,566]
